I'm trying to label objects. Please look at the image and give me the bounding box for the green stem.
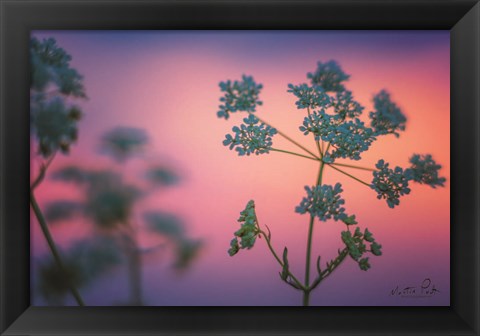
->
[303,161,325,306]
[324,143,331,157]
[307,107,323,158]
[248,112,320,160]
[122,223,143,306]
[310,248,349,291]
[327,164,371,187]
[270,148,320,162]
[258,231,305,290]
[314,139,323,159]
[127,239,143,305]
[303,216,315,306]
[320,248,349,279]
[316,160,325,186]
[30,191,85,306]
[331,162,375,172]
[30,152,85,306]
[31,152,56,190]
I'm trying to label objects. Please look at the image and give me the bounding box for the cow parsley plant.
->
[216,60,446,306]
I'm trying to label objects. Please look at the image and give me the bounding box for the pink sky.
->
[31,31,450,306]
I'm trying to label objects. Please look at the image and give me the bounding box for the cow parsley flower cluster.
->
[228,200,259,256]
[32,98,82,156]
[100,127,149,162]
[295,183,348,221]
[299,110,332,138]
[223,114,277,156]
[30,37,86,158]
[217,75,263,120]
[287,83,331,110]
[369,90,407,137]
[30,37,86,98]
[371,159,412,208]
[300,111,376,161]
[409,154,446,188]
[307,60,350,92]
[332,90,364,119]
[322,118,376,161]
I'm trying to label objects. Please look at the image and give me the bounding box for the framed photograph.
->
[1,1,479,335]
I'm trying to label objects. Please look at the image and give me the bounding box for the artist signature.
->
[390,278,440,298]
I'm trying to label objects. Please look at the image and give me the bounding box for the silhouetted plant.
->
[48,127,202,305]
[30,37,87,305]
[217,60,446,306]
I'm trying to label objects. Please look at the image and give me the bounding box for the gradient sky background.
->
[31,31,450,306]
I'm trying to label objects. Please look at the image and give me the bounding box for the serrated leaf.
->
[358,257,371,271]
[342,214,358,225]
[280,247,289,281]
[316,256,322,274]
[371,242,382,256]
[364,228,374,242]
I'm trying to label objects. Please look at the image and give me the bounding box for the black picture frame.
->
[1,0,479,335]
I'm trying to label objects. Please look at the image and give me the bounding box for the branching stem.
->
[30,191,85,306]
[303,160,325,306]
[258,231,305,290]
[31,152,56,190]
[327,164,371,187]
[320,248,349,279]
[248,112,320,160]
[309,248,349,290]
[270,148,320,162]
[307,107,323,158]
[331,162,375,172]
[30,151,85,306]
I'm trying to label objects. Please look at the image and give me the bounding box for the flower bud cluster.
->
[369,90,406,137]
[223,114,277,156]
[371,159,412,208]
[300,111,376,161]
[408,154,446,188]
[228,200,259,256]
[307,60,350,92]
[217,75,263,120]
[295,183,348,222]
